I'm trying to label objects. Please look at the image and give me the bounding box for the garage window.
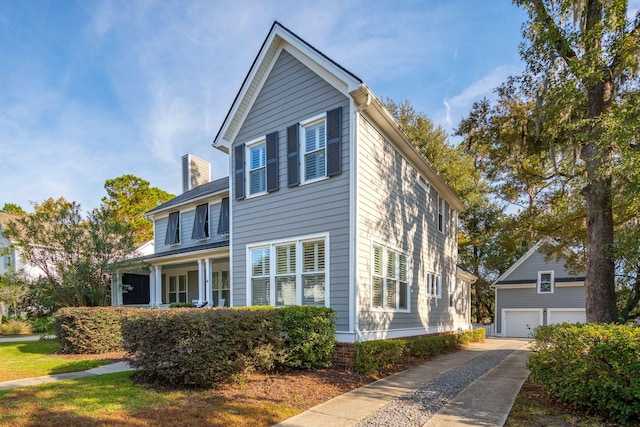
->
[537,271,554,293]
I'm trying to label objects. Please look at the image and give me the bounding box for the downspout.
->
[352,91,372,343]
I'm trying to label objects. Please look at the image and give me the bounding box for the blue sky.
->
[0,1,583,212]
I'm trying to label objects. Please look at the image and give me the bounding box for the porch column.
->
[114,272,123,306]
[197,259,206,306]
[154,266,163,306]
[149,266,156,307]
[205,258,213,307]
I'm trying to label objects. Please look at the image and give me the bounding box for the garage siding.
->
[496,285,585,336]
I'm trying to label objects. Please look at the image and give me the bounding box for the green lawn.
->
[0,340,114,382]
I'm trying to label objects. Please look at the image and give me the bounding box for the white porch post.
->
[205,258,213,307]
[149,266,156,307]
[154,266,163,306]
[197,259,205,306]
[114,272,123,306]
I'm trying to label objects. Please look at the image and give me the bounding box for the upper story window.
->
[538,271,554,293]
[191,203,209,240]
[438,195,446,234]
[248,140,267,196]
[302,116,326,182]
[234,132,279,200]
[164,212,180,245]
[371,242,409,311]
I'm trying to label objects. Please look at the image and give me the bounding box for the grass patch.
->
[0,372,301,427]
[0,340,113,382]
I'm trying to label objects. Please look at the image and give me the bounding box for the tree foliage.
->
[1,203,27,216]
[458,0,640,323]
[101,175,174,244]
[2,198,134,312]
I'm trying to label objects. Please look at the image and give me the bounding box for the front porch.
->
[112,244,230,308]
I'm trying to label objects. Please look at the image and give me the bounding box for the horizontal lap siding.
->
[506,251,582,281]
[231,49,351,331]
[357,116,457,335]
[496,286,586,333]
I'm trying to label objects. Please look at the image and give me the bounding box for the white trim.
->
[537,270,555,294]
[349,101,358,339]
[369,238,411,313]
[357,325,459,341]
[501,308,543,337]
[246,232,331,308]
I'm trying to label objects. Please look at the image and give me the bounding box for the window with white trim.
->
[168,275,187,303]
[248,140,267,195]
[302,116,326,182]
[427,273,442,298]
[249,236,327,307]
[438,195,446,234]
[538,271,554,293]
[371,243,409,311]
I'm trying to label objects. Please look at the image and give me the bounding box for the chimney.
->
[182,154,211,193]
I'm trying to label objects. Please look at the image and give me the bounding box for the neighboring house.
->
[113,22,474,345]
[492,238,586,338]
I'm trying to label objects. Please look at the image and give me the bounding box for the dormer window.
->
[165,212,180,245]
[192,204,209,240]
[538,271,554,293]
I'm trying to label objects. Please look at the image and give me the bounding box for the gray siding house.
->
[113,22,473,344]
[492,238,586,338]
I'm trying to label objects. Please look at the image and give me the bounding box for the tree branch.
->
[531,0,579,64]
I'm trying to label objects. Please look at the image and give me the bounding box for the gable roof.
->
[491,238,585,287]
[212,21,464,211]
[145,176,229,218]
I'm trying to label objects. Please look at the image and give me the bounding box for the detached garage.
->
[502,309,543,338]
[492,239,586,338]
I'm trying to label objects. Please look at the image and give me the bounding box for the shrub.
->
[354,339,407,375]
[121,308,286,388]
[354,329,484,375]
[3,319,32,335]
[278,306,337,369]
[54,307,135,353]
[528,323,640,423]
[30,316,55,334]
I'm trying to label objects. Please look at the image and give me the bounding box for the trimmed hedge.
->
[354,329,485,375]
[122,308,284,388]
[54,307,136,354]
[528,323,640,424]
[279,305,337,369]
[120,306,337,388]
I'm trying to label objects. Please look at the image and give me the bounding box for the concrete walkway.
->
[275,338,531,427]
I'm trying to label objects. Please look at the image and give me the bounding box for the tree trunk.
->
[580,76,617,323]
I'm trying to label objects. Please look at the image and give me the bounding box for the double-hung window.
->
[538,271,554,293]
[302,116,326,182]
[371,243,409,311]
[191,203,209,240]
[248,235,328,307]
[248,141,267,196]
[427,273,442,298]
[165,212,180,245]
[438,195,446,234]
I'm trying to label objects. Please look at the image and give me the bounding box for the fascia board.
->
[491,238,559,286]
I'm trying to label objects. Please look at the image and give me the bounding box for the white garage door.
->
[503,309,542,338]
[548,309,586,325]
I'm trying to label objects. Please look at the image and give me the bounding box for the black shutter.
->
[326,107,342,177]
[234,144,245,200]
[266,131,279,192]
[165,212,179,245]
[217,197,229,234]
[287,124,299,187]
